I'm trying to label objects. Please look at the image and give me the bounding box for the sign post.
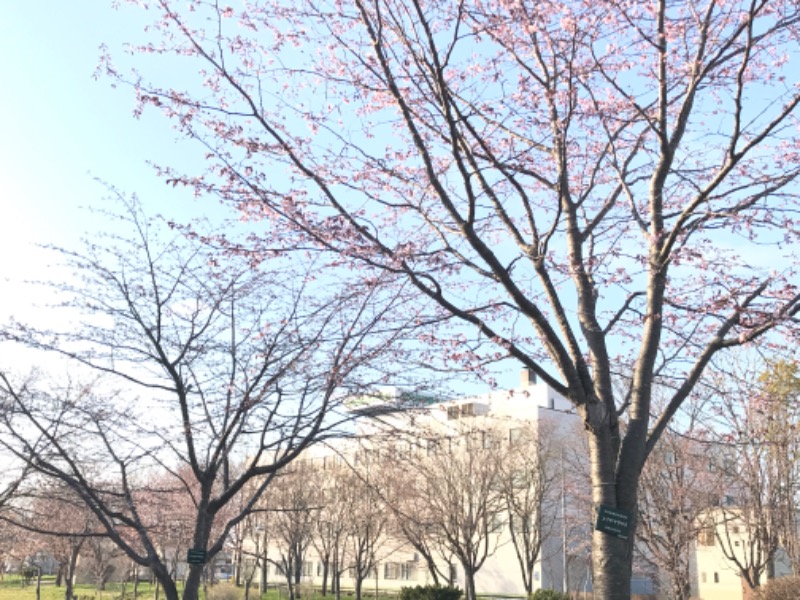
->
[594,505,632,540]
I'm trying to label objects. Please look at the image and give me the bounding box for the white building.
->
[246,369,589,597]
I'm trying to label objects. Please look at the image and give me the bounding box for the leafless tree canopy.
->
[0,196,415,600]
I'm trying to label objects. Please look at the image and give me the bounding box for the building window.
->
[447,406,460,420]
[714,572,719,583]
[401,563,416,581]
[302,561,314,577]
[548,397,555,409]
[664,450,676,466]
[509,428,523,446]
[701,572,707,583]
[699,527,715,546]
[317,562,323,576]
[385,563,399,580]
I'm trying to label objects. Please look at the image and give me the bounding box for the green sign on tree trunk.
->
[595,505,632,540]
[187,549,207,565]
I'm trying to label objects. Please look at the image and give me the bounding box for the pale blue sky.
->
[0,3,235,374]
[0,3,508,393]
[0,3,219,319]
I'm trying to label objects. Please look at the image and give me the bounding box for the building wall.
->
[692,510,796,600]
[247,371,587,597]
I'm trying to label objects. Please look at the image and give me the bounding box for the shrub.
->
[755,576,800,600]
[530,590,571,600]
[400,584,463,600]
[206,582,245,600]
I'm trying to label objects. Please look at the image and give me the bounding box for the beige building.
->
[692,508,794,600]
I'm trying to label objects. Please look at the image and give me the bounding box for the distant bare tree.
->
[703,358,800,592]
[0,195,415,600]
[387,419,505,600]
[381,447,451,586]
[498,423,561,597]
[341,463,385,600]
[637,424,725,600]
[268,462,317,600]
[310,457,352,598]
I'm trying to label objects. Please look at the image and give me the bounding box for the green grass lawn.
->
[0,578,404,600]
[0,578,171,600]
[0,579,269,600]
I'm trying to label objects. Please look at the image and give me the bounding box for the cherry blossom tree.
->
[381,447,452,587]
[0,196,415,600]
[103,1,800,596]
[83,536,125,591]
[0,519,17,582]
[139,467,201,584]
[0,480,105,600]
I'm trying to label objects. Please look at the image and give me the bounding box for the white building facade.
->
[245,369,588,597]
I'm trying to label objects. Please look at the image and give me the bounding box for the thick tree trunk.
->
[286,569,296,600]
[591,531,634,600]
[354,577,363,600]
[424,554,439,585]
[180,563,203,600]
[587,418,640,600]
[260,559,268,594]
[64,543,82,600]
[464,571,476,600]
[321,561,329,595]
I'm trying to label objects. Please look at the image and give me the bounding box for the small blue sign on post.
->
[595,505,632,540]
[187,548,207,565]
